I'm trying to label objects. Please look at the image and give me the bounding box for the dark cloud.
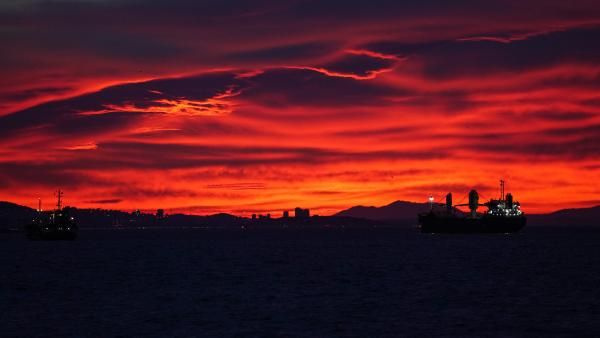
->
[67,72,242,110]
[84,199,123,204]
[520,111,596,121]
[544,124,600,138]
[281,0,542,22]
[0,107,150,141]
[365,27,600,78]
[5,28,183,61]
[54,111,148,136]
[318,53,398,77]
[581,98,600,107]
[0,162,107,188]
[0,86,72,103]
[244,68,406,107]
[0,72,244,138]
[227,41,339,62]
[467,135,600,159]
[536,72,600,90]
[6,0,598,27]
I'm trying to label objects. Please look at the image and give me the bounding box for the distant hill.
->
[0,201,36,229]
[528,205,600,226]
[2,200,599,229]
[0,201,245,229]
[334,200,433,222]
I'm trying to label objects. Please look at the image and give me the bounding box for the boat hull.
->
[418,213,526,233]
[25,224,78,240]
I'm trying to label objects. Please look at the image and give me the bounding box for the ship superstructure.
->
[418,180,526,233]
[25,190,78,240]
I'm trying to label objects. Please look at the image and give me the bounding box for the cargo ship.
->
[25,190,78,240]
[418,180,526,233]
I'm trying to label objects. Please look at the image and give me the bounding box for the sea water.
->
[2,227,600,337]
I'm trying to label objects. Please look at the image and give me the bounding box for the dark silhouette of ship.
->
[418,180,526,233]
[25,190,78,240]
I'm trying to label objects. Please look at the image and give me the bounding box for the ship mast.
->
[56,189,63,211]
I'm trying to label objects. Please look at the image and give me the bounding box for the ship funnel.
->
[446,193,452,213]
[506,193,513,209]
[468,189,479,217]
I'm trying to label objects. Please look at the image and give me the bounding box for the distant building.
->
[294,207,310,219]
[156,209,165,219]
[252,214,257,220]
[283,210,289,218]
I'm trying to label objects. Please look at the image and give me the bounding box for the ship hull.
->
[25,224,78,240]
[418,213,526,234]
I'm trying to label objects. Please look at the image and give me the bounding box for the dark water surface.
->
[2,227,600,337]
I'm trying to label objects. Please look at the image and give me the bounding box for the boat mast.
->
[56,189,63,211]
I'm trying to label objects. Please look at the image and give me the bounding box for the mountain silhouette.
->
[335,200,600,226]
[334,200,434,221]
[528,205,600,226]
[0,201,36,230]
[2,200,600,228]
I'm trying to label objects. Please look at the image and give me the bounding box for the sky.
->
[1,0,599,215]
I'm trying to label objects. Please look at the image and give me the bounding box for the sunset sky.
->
[1,0,599,215]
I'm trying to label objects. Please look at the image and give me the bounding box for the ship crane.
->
[443,180,521,217]
[418,180,526,233]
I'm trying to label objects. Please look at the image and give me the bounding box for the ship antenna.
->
[56,189,63,211]
[500,179,505,200]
